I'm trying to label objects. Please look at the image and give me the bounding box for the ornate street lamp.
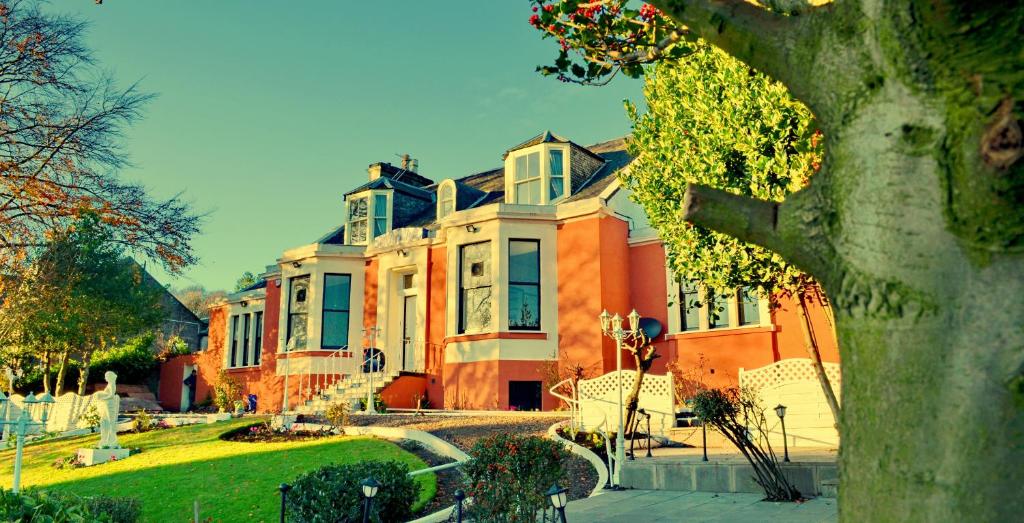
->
[774,404,790,462]
[361,477,381,523]
[599,308,643,487]
[546,484,568,523]
[0,390,55,492]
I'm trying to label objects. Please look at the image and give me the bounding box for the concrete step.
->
[820,479,838,499]
[621,458,838,497]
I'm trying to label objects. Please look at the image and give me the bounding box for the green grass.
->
[0,418,436,522]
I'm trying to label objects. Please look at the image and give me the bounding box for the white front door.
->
[402,294,417,371]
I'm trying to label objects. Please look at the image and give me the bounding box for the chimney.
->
[400,154,411,171]
[368,162,384,181]
[409,159,418,173]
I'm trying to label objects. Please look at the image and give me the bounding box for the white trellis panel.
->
[740,358,841,448]
[2,392,97,434]
[577,370,675,436]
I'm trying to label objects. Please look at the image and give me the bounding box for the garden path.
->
[565,490,837,522]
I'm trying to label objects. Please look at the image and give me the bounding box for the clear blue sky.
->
[60,1,643,290]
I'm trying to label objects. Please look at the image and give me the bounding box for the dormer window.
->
[346,190,391,245]
[437,180,456,220]
[506,145,569,205]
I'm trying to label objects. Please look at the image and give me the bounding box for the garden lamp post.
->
[701,421,709,462]
[363,326,381,415]
[546,484,568,523]
[0,391,55,493]
[282,338,296,414]
[361,477,381,523]
[278,483,291,523]
[774,404,790,462]
[599,308,640,487]
[453,489,466,522]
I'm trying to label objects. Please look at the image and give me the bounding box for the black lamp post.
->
[278,483,291,523]
[701,420,708,462]
[774,404,790,463]
[361,477,381,523]
[453,489,466,523]
[546,484,568,523]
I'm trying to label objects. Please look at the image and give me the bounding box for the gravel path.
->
[343,413,600,516]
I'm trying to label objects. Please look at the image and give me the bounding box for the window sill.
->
[665,324,776,340]
[275,349,353,356]
[444,332,548,344]
[225,365,261,372]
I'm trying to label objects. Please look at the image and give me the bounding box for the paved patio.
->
[565,490,838,522]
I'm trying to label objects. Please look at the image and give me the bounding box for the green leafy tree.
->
[623,46,839,424]
[531,0,1024,519]
[233,271,257,293]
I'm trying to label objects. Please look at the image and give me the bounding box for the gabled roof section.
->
[564,137,632,202]
[502,130,609,165]
[315,224,346,245]
[344,176,433,201]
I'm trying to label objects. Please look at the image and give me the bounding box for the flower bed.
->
[555,427,609,461]
[219,422,335,443]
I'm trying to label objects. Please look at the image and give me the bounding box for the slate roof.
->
[318,135,632,244]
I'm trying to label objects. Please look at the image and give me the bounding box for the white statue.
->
[94,371,121,449]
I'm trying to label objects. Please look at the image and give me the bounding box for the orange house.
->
[159,132,839,414]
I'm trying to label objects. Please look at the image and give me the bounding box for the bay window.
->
[508,145,570,205]
[508,240,540,330]
[322,273,352,349]
[458,241,492,334]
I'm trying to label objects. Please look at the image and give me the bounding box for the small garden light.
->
[361,477,381,523]
[453,489,466,523]
[774,404,790,462]
[546,484,568,523]
[278,483,291,523]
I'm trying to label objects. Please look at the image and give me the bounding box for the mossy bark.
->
[655,0,1024,520]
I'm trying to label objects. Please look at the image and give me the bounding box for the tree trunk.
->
[654,1,1024,519]
[624,346,659,437]
[77,352,92,396]
[795,291,841,427]
[54,351,69,397]
[41,349,51,394]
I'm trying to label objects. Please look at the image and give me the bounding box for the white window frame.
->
[505,144,570,205]
[664,267,770,335]
[437,179,457,220]
[345,190,392,244]
[225,303,265,369]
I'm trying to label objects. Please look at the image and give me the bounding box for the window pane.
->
[287,276,309,349]
[349,197,367,219]
[709,290,731,329]
[460,242,491,287]
[374,194,388,217]
[253,312,263,365]
[373,217,387,237]
[461,287,492,332]
[242,314,251,366]
[515,155,529,181]
[350,220,367,243]
[323,311,350,348]
[324,274,351,311]
[509,284,540,329]
[549,175,564,200]
[509,240,539,283]
[527,152,540,180]
[739,287,760,325]
[680,281,700,331]
[230,315,239,367]
[549,150,563,177]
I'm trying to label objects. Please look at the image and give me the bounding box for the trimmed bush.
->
[462,433,570,522]
[0,488,141,522]
[287,460,419,523]
[90,333,159,385]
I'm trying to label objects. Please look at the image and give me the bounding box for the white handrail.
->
[299,349,348,406]
[548,378,580,433]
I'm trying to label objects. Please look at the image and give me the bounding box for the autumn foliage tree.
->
[530,0,1024,520]
[0,0,199,277]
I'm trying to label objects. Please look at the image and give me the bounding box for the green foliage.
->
[462,433,571,522]
[0,488,141,522]
[90,333,158,385]
[624,46,821,298]
[156,336,191,360]
[213,371,243,413]
[357,393,387,413]
[131,411,154,433]
[287,460,419,523]
[233,271,258,293]
[82,405,101,433]
[324,401,350,429]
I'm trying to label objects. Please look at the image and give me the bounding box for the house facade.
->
[158,132,840,414]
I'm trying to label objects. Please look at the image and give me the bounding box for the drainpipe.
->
[424,246,431,373]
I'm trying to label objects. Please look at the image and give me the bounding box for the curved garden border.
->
[547,420,609,498]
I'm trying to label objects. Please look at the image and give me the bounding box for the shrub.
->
[212,371,243,413]
[462,433,571,522]
[131,411,154,433]
[288,461,418,523]
[324,401,350,429]
[0,488,141,522]
[356,393,387,413]
[90,333,159,385]
[156,335,192,360]
[81,405,101,433]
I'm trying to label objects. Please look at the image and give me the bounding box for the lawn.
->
[0,417,436,522]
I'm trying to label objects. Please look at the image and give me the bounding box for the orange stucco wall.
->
[443,359,557,411]
[380,374,428,408]
[425,246,447,407]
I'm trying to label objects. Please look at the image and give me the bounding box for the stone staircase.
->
[292,370,400,415]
